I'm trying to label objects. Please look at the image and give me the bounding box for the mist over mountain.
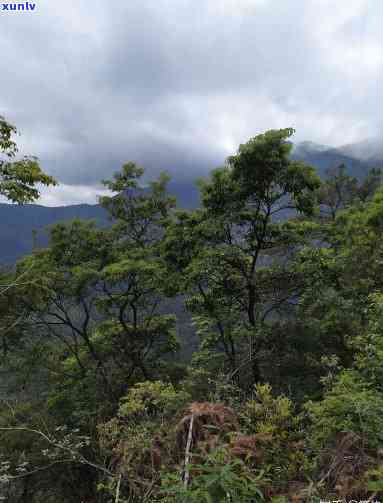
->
[1,139,383,265]
[337,138,383,164]
[292,140,382,179]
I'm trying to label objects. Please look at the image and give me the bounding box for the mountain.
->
[291,141,380,179]
[1,141,383,265]
[336,138,383,165]
[0,203,109,265]
[0,181,200,265]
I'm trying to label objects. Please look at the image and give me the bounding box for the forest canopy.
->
[1,124,383,502]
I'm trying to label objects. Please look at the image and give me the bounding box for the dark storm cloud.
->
[0,0,382,204]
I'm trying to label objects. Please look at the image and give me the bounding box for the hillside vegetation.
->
[2,121,383,501]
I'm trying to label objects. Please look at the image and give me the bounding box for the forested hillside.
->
[292,140,376,179]
[0,139,378,265]
[0,203,108,264]
[2,118,383,501]
[0,182,200,265]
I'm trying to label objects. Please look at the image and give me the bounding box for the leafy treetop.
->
[0,115,56,204]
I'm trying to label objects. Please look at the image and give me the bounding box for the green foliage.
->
[306,370,383,449]
[0,115,56,203]
[161,447,267,502]
[98,381,191,502]
[365,465,383,492]
[3,128,383,501]
[352,293,383,388]
[317,163,383,220]
[118,381,190,420]
[241,384,296,437]
[241,384,311,490]
[9,164,181,425]
[165,129,321,384]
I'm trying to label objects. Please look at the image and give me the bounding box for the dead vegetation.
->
[175,402,238,453]
[318,432,376,499]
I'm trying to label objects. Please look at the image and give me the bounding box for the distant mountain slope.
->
[1,141,383,265]
[0,181,200,265]
[292,141,378,179]
[0,203,108,264]
[337,138,383,165]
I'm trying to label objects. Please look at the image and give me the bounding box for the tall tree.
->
[11,164,179,419]
[164,128,320,383]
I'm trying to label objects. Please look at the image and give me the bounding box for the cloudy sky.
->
[1,0,382,205]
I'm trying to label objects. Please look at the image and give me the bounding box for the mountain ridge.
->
[1,140,383,264]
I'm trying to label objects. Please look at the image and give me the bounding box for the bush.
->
[306,370,383,450]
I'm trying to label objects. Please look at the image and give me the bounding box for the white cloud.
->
[1,0,383,204]
[37,184,109,207]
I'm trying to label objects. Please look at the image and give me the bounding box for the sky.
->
[1,0,382,205]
